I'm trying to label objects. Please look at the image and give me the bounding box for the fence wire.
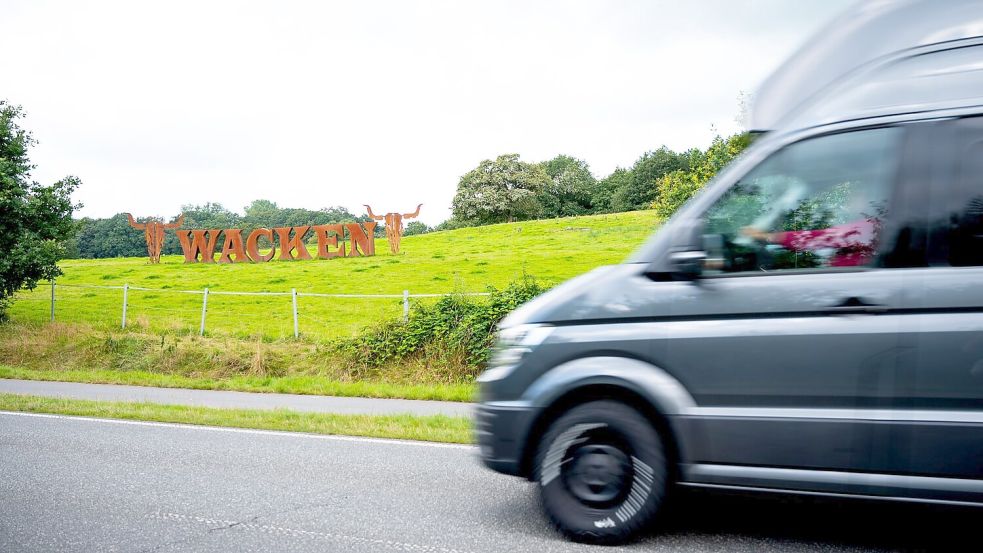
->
[8,282,491,340]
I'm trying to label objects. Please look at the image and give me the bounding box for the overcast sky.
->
[4,0,854,226]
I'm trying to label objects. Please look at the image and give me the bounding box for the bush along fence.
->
[335,277,548,374]
[19,281,492,340]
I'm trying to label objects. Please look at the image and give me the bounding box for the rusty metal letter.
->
[176,229,221,263]
[245,228,276,262]
[313,224,345,259]
[345,222,376,257]
[274,226,312,261]
[218,229,248,263]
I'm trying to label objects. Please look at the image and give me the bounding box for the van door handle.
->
[829,297,888,314]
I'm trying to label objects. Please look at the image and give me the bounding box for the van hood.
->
[499,264,649,329]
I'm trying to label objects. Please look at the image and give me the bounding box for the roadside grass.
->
[0,322,477,401]
[6,210,660,340]
[0,393,473,444]
[0,365,476,402]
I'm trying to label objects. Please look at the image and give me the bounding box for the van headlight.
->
[477,324,554,382]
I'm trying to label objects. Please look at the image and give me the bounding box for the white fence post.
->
[402,289,409,322]
[50,281,56,323]
[292,288,299,339]
[199,287,209,336]
[121,283,129,328]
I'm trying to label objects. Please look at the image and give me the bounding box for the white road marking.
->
[148,512,477,553]
[0,410,475,450]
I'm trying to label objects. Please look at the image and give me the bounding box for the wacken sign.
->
[175,222,378,263]
[126,205,422,264]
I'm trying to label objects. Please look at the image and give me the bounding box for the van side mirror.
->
[662,219,707,281]
[668,250,706,280]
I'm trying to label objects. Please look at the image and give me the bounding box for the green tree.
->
[451,154,549,224]
[537,155,596,217]
[653,132,752,218]
[0,102,80,319]
[76,214,148,258]
[434,217,466,232]
[159,202,240,254]
[241,199,365,230]
[403,221,430,236]
[180,202,240,229]
[611,146,691,212]
[243,199,279,225]
[592,167,631,213]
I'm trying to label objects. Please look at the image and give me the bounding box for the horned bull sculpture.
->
[125,213,184,263]
[363,204,422,254]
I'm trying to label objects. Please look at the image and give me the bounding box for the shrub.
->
[336,277,548,379]
[652,132,751,218]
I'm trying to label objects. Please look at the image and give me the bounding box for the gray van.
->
[476,0,983,544]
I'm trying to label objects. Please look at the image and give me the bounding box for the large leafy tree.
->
[611,146,692,212]
[537,155,596,218]
[403,221,431,236]
[451,154,549,224]
[180,201,241,229]
[592,167,631,213]
[242,199,280,225]
[0,102,79,319]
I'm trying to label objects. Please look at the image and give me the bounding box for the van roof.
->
[751,0,983,133]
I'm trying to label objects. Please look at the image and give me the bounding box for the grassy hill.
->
[9,211,661,340]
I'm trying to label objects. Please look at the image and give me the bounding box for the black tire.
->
[534,400,667,545]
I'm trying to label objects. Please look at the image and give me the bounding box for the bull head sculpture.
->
[126,213,184,263]
[363,204,422,254]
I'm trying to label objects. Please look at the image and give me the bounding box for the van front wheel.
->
[534,400,667,544]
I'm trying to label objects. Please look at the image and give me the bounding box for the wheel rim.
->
[562,441,632,507]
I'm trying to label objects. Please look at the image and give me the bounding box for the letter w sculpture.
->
[364,204,422,254]
[125,213,184,264]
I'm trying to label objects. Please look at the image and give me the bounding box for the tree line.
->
[445,131,751,229]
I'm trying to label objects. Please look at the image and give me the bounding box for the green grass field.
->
[8,211,660,340]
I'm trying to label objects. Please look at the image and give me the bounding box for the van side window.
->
[701,128,902,274]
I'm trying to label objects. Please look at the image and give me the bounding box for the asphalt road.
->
[0,412,974,553]
[0,379,473,417]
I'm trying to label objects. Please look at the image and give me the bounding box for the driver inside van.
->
[738,179,881,268]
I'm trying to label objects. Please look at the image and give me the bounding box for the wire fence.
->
[8,282,491,340]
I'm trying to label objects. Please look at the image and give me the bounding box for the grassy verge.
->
[0,393,473,444]
[0,321,478,401]
[0,365,476,402]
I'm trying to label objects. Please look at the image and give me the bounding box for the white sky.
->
[3,0,854,226]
